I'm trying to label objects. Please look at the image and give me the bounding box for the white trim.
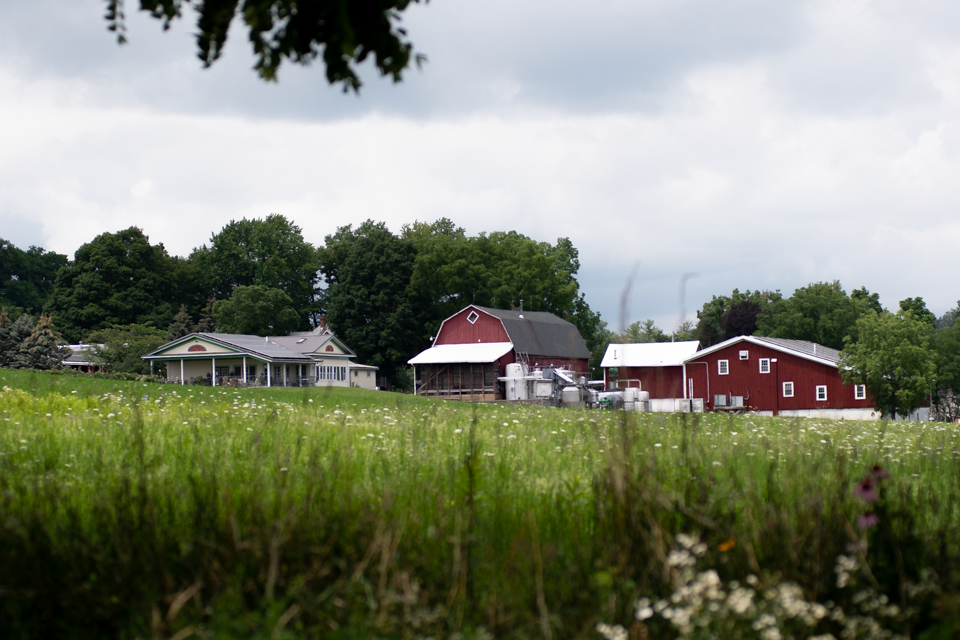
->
[816,385,828,402]
[718,359,729,375]
[854,384,866,400]
[759,358,770,374]
[685,335,839,368]
[467,310,480,324]
[782,381,794,397]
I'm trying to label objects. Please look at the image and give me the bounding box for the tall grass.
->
[1,369,958,639]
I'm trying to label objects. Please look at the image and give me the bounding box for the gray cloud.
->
[2,0,960,328]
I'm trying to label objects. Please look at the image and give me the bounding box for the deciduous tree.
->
[88,323,169,376]
[195,215,320,329]
[46,228,176,342]
[212,286,300,336]
[839,310,936,419]
[106,0,426,90]
[757,281,867,350]
[0,239,68,315]
[320,221,424,387]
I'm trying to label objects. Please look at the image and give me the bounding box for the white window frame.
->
[782,381,794,398]
[718,359,729,375]
[854,384,866,400]
[466,310,480,324]
[759,358,770,374]
[739,350,749,360]
[816,385,827,402]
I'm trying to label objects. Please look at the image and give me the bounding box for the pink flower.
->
[869,464,891,480]
[857,512,880,530]
[853,477,879,503]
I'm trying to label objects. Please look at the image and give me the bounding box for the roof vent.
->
[296,338,306,343]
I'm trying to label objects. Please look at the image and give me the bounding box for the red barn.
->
[600,341,700,398]
[682,336,878,418]
[409,305,591,401]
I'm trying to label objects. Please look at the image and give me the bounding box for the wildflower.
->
[852,477,879,503]
[856,512,880,530]
[869,463,890,480]
[454,429,463,434]
[719,538,736,552]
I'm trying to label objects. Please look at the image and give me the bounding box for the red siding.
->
[435,307,510,345]
[685,341,873,414]
[432,306,588,380]
[606,366,684,398]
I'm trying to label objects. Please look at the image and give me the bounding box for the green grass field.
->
[1,369,958,639]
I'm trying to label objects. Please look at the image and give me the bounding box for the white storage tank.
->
[561,386,581,405]
[505,363,524,379]
[624,388,639,403]
[637,401,650,412]
[624,401,636,411]
[638,391,650,402]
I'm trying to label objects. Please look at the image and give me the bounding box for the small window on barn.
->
[816,385,827,401]
[855,384,866,400]
[739,350,749,360]
[718,360,729,375]
[782,381,794,397]
[325,345,334,352]
[467,310,480,324]
[759,358,770,374]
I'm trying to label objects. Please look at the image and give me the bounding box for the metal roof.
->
[600,341,701,368]
[270,333,355,357]
[143,333,314,362]
[685,335,841,367]
[472,306,591,360]
[409,342,514,365]
[61,344,101,366]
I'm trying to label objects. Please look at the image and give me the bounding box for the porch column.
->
[283,364,287,387]
[212,357,216,387]
[242,357,247,384]
[267,363,271,387]
[150,361,154,376]
[180,359,185,385]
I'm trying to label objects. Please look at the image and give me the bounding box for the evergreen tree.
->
[167,305,194,340]
[16,315,66,370]
[196,296,217,333]
[4,314,35,368]
[0,308,13,367]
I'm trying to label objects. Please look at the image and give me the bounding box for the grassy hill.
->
[1,369,958,638]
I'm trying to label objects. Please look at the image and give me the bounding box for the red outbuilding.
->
[409,305,591,401]
[600,341,700,398]
[681,336,877,418]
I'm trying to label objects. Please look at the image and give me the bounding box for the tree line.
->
[3,222,959,418]
[0,216,602,387]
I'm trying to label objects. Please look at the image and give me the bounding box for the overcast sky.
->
[2,0,960,331]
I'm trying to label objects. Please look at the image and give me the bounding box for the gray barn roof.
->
[750,336,842,364]
[473,306,591,360]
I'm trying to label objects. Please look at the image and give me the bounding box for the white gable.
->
[162,338,237,356]
[601,341,700,368]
